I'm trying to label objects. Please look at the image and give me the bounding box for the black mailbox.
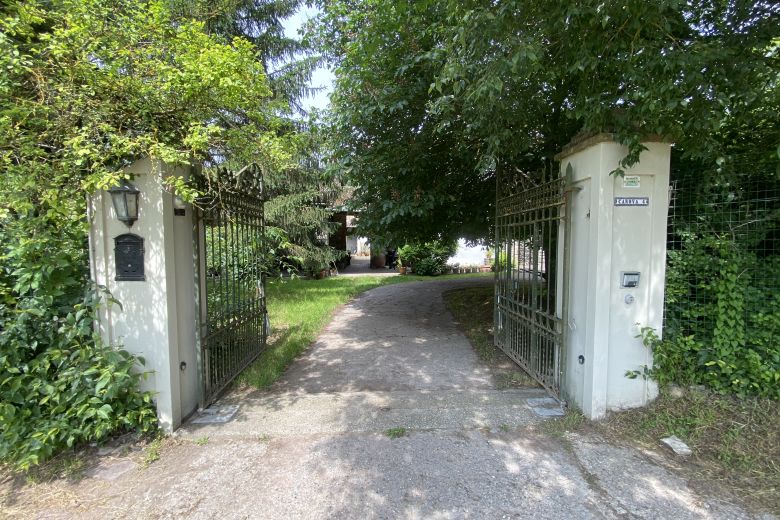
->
[115,233,145,281]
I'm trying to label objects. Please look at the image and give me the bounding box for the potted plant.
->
[397,249,408,274]
[370,244,386,268]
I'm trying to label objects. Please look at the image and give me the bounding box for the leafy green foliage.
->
[649,248,780,398]
[262,125,342,277]
[414,257,445,277]
[0,0,278,468]
[397,240,457,276]
[179,0,341,276]
[640,156,780,398]
[176,0,323,115]
[316,0,780,241]
[0,287,157,470]
[492,251,514,272]
[316,1,493,243]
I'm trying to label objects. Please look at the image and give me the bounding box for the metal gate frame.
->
[194,167,267,407]
[494,170,568,398]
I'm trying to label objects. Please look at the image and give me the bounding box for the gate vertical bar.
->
[559,164,576,402]
[494,170,567,397]
[194,206,208,409]
[195,178,267,406]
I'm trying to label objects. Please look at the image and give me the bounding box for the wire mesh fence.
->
[664,154,780,393]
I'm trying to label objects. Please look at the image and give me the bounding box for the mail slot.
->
[115,233,145,281]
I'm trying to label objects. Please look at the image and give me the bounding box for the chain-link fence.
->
[664,154,779,395]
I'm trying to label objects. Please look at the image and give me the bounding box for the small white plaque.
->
[623,175,641,188]
[614,197,649,207]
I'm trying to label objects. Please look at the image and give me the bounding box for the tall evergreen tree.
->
[179,0,340,274]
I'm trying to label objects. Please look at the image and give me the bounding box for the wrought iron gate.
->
[494,172,567,397]
[195,170,267,407]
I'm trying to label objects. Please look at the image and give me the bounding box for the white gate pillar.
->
[556,134,671,419]
[88,158,199,432]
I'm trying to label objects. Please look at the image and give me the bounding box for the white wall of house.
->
[346,235,358,253]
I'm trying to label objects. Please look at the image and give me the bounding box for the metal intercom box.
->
[620,271,640,288]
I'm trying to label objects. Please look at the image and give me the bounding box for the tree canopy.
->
[316,0,780,242]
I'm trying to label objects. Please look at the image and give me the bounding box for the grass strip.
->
[599,391,779,513]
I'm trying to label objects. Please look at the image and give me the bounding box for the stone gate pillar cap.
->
[555,132,671,161]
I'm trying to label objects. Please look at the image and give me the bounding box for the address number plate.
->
[614,197,649,207]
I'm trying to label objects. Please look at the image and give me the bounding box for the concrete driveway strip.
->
[5,277,763,519]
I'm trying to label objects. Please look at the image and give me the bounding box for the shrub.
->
[0,191,157,470]
[648,157,780,398]
[415,257,446,276]
[492,250,515,272]
[397,239,457,275]
[651,244,780,399]
[0,288,158,470]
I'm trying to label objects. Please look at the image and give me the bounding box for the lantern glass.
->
[125,191,138,220]
[108,180,140,227]
[111,191,129,219]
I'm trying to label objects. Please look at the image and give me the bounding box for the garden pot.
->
[370,254,386,268]
[399,266,408,275]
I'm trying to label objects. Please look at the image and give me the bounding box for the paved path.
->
[3,278,763,519]
[338,255,398,277]
[178,277,547,440]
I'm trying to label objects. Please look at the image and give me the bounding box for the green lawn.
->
[238,272,492,389]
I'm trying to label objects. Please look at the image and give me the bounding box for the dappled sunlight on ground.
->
[0,277,762,519]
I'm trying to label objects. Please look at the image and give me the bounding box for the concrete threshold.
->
[177,388,551,439]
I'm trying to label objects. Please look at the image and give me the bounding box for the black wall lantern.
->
[108,180,140,228]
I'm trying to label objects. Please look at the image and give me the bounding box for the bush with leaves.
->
[642,156,780,398]
[0,288,158,470]
[492,250,515,273]
[413,257,445,276]
[398,240,457,275]
[654,240,780,399]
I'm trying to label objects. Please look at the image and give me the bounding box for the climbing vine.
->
[637,156,780,398]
